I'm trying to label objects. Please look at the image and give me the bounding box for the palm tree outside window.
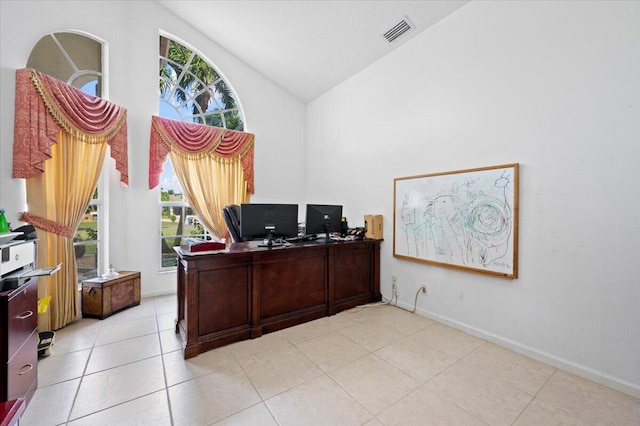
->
[158,35,245,268]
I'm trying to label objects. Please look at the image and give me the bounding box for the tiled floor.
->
[21,295,640,425]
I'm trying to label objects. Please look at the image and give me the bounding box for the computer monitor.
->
[240,203,299,245]
[305,204,343,239]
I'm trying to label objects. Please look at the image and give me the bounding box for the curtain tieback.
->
[20,212,75,238]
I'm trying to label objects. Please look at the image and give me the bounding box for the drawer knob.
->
[17,310,34,320]
[18,364,34,375]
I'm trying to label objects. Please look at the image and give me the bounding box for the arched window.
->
[158,35,246,268]
[27,32,105,281]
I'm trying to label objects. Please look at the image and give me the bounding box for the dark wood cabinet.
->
[0,278,38,404]
[176,239,381,359]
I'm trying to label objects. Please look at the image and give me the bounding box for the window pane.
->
[75,205,99,280]
[76,241,98,281]
[76,207,98,242]
[159,35,245,269]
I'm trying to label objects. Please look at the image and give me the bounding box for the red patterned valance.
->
[149,115,254,193]
[12,68,129,185]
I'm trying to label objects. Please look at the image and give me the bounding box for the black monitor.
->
[305,204,343,239]
[240,203,299,246]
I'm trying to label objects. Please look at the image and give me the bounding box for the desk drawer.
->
[6,330,38,402]
[7,279,37,359]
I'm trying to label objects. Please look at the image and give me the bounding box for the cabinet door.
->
[332,245,372,301]
[7,279,37,360]
[198,267,250,335]
[7,330,38,401]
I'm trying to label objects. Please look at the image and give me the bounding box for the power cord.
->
[381,285,426,313]
[353,284,426,313]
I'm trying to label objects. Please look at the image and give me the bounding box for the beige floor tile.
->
[153,294,178,315]
[424,361,533,425]
[159,328,183,353]
[163,344,239,386]
[377,385,486,426]
[371,305,435,336]
[535,370,640,425]
[49,318,101,355]
[241,346,323,399]
[213,402,278,425]
[328,353,421,415]
[99,303,156,326]
[227,331,292,364]
[323,308,369,330]
[85,333,161,374]
[156,311,177,331]
[19,378,80,426]
[266,375,372,425]
[513,399,591,426]
[338,319,403,352]
[411,322,484,360]
[94,315,158,346]
[374,336,456,383]
[168,364,261,425]
[66,390,172,426]
[455,342,555,396]
[296,330,369,372]
[342,303,395,322]
[278,316,336,345]
[38,348,91,387]
[18,294,640,426]
[70,356,166,420]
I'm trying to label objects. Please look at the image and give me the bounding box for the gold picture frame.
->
[394,163,519,279]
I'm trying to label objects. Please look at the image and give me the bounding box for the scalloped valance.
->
[149,115,254,193]
[12,68,129,185]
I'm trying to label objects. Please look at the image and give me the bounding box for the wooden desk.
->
[175,239,381,359]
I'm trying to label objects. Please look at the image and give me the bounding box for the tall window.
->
[27,32,105,281]
[158,35,245,268]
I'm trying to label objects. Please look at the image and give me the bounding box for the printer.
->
[0,234,60,292]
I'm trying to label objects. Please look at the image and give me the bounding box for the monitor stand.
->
[258,230,282,247]
[321,223,332,243]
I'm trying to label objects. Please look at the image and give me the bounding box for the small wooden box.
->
[82,271,141,319]
[364,214,383,240]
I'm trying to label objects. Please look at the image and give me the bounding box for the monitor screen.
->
[305,204,343,237]
[240,203,299,240]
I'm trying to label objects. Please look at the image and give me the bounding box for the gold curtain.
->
[170,153,249,237]
[25,132,108,330]
[149,116,255,240]
[12,68,128,331]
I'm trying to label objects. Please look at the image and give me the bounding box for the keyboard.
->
[286,234,316,243]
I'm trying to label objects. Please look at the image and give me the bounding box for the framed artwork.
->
[394,163,519,279]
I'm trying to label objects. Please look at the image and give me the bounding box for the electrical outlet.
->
[391,275,397,291]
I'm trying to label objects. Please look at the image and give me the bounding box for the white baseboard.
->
[389,298,640,399]
[141,289,176,299]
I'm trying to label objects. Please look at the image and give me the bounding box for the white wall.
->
[306,1,640,397]
[2,0,639,399]
[0,1,307,296]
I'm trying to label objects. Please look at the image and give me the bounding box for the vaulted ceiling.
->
[158,1,470,103]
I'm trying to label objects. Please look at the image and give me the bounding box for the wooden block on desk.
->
[82,271,141,319]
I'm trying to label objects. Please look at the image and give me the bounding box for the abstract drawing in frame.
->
[394,163,519,279]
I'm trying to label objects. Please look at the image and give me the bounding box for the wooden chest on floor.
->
[82,271,141,319]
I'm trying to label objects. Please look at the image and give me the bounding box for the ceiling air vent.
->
[383,17,414,43]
